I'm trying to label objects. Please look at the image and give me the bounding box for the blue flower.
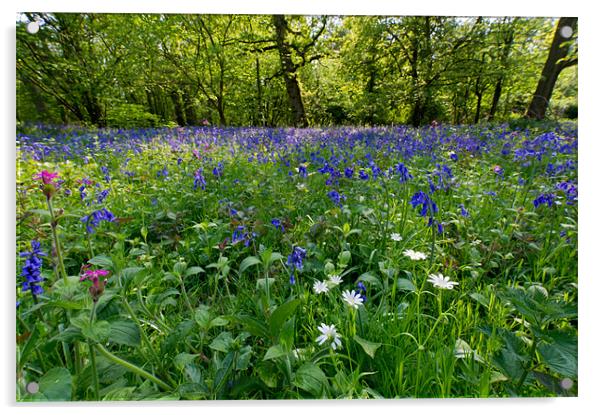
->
[459,204,469,217]
[344,167,354,179]
[298,165,308,178]
[410,191,438,217]
[327,190,345,206]
[533,193,556,208]
[359,169,369,180]
[19,240,46,296]
[193,168,206,190]
[395,162,413,183]
[96,189,110,204]
[287,246,306,285]
[271,218,285,232]
[81,208,116,234]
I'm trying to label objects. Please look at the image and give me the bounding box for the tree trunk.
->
[272,15,308,128]
[171,89,187,126]
[488,20,515,121]
[526,17,577,120]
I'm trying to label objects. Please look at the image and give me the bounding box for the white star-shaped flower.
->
[313,280,329,294]
[342,289,364,309]
[316,323,342,350]
[403,249,427,261]
[427,273,459,290]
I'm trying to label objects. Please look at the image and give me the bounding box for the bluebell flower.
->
[459,204,469,217]
[533,193,556,208]
[19,240,46,296]
[410,191,438,217]
[271,218,285,232]
[100,166,111,183]
[359,169,369,180]
[327,190,345,206]
[287,246,306,284]
[356,281,367,302]
[193,168,206,190]
[395,163,413,183]
[299,165,307,178]
[81,208,116,234]
[344,167,354,179]
[96,189,110,204]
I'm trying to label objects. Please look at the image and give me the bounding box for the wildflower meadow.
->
[16,122,578,400]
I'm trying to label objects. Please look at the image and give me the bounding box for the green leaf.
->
[239,256,262,274]
[17,324,40,371]
[117,267,144,288]
[470,292,490,309]
[88,255,114,270]
[210,316,229,328]
[269,299,301,338]
[353,335,382,359]
[234,315,270,339]
[209,331,233,353]
[39,367,72,401]
[537,330,577,378]
[82,320,111,344]
[185,266,204,276]
[174,353,197,370]
[293,363,327,396]
[263,344,288,361]
[108,320,141,347]
[358,272,382,290]
[396,278,416,292]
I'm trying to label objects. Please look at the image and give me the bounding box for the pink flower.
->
[80,269,109,302]
[34,170,59,185]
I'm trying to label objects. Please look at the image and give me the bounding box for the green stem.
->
[89,342,100,400]
[46,198,68,283]
[178,274,194,313]
[89,301,100,400]
[94,344,172,391]
[122,298,161,364]
[515,336,538,392]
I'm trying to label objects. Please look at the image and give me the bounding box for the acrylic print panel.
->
[16,12,577,401]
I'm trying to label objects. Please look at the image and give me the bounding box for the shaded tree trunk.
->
[171,89,187,126]
[526,17,577,120]
[272,15,308,128]
[488,20,515,121]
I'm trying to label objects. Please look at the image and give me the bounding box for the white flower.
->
[316,323,342,350]
[342,290,364,309]
[390,233,403,241]
[403,249,427,261]
[328,274,343,286]
[427,273,459,290]
[313,280,329,294]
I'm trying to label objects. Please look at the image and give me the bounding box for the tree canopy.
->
[16,14,578,127]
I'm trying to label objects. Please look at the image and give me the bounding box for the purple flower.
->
[327,190,345,206]
[359,169,369,180]
[271,218,285,232]
[395,163,413,183]
[459,204,469,217]
[344,167,354,179]
[287,246,306,285]
[193,168,206,190]
[410,191,438,217]
[299,165,308,178]
[19,240,46,296]
[533,193,556,208]
[81,208,116,233]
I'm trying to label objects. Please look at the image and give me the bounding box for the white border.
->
[3,1,600,415]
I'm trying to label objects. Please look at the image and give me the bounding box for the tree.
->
[526,17,577,120]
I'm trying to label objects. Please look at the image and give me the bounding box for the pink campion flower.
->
[34,170,60,200]
[80,269,109,302]
[34,170,59,185]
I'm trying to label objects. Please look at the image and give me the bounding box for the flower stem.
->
[94,344,172,391]
[89,301,100,400]
[46,198,67,283]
